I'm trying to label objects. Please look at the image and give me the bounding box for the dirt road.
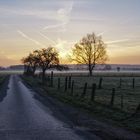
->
[0,75,101,140]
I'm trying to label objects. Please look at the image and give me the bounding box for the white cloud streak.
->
[43,22,67,30]
[106,39,130,44]
[37,32,56,45]
[43,1,74,32]
[17,30,46,48]
[97,31,106,36]
[0,7,68,22]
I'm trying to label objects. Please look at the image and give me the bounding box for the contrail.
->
[43,1,74,31]
[37,32,56,45]
[68,1,74,13]
[44,22,67,30]
[97,31,106,36]
[106,39,129,44]
[17,30,46,48]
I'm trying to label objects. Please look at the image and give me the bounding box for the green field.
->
[54,76,140,112]
[22,72,140,132]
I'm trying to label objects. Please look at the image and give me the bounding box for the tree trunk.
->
[88,64,95,76]
[88,64,92,76]
[89,69,92,76]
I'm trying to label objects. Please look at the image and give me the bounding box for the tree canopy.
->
[22,47,59,80]
[71,32,108,76]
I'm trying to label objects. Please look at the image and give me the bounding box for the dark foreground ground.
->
[0,75,140,140]
[0,75,101,140]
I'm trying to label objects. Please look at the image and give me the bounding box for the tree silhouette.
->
[71,33,108,76]
[34,47,59,81]
[22,47,68,82]
[21,52,39,76]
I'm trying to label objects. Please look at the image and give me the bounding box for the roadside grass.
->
[0,74,10,102]
[0,74,9,85]
[22,74,140,133]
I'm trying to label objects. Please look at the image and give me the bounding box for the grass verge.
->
[21,75,140,133]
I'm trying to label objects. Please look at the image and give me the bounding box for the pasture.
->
[21,71,140,132]
[23,71,140,113]
[50,75,140,113]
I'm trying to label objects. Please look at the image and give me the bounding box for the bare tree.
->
[22,46,68,82]
[71,33,108,76]
[21,52,39,76]
[34,47,59,81]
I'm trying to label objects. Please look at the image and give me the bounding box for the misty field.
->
[21,71,140,132]
[23,71,140,113]
[49,76,140,112]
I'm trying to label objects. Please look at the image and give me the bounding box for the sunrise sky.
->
[0,0,140,66]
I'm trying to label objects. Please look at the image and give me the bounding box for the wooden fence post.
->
[132,78,135,89]
[110,88,115,107]
[91,83,96,101]
[71,80,74,96]
[81,82,87,98]
[68,76,72,89]
[58,78,60,89]
[50,71,53,87]
[121,94,124,109]
[65,77,68,91]
[119,78,122,88]
[98,77,103,89]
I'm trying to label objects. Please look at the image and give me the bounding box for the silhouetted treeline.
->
[22,47,68,81]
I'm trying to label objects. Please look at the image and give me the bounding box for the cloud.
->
[97,31,106,36]
[71,16,104,22]
[54,38,74,56]
[106,39,130,44]
[37,32,56,45]
[17,30,46,48]
[0,6,67,22]
[1,1,74,33]
[43,1,74,32]
[43,22,67,30]
[57,0,74,17]
[52,38,75,64]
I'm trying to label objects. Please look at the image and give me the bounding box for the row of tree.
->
[22,32,108,79]
[22,47,62,81]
